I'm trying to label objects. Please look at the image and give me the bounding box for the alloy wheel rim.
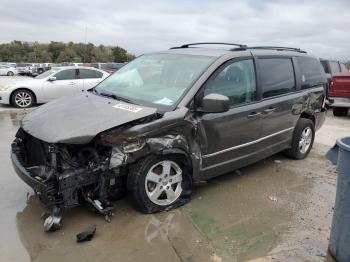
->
[15,92,32,107]
[145,160,183,206]
[299,127,312,154]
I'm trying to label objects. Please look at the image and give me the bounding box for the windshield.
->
[35,69,59,79]
[95,53,215,110]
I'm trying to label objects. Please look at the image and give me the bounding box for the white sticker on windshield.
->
[113,103,143,112]
[154,97,173,106]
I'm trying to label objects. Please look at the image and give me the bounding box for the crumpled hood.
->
[21,93,157,144]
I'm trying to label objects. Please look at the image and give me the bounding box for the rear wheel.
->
[333,107,349,117]
[7,71,14,76]
[127,155,193,213]
[285,118,315,159]
[11,90,34,108]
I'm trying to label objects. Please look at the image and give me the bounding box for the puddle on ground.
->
[185,158,317,261]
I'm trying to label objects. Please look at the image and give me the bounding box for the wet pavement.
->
[0,109,348,262]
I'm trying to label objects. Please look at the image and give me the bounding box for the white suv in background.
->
[0,66,109,108]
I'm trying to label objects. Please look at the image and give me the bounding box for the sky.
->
[0,0,349,60]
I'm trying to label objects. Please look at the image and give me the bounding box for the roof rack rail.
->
[171,42,248,49]
[170,43,307,53]
[233,46,307,53]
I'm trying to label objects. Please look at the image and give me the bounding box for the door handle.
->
[69,82,76,85]
[247,112,262,119]
[263,107,276,114]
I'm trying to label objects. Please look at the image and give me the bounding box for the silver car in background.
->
[0,66,109,108]
[0,65,17,76]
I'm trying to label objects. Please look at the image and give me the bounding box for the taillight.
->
[330,80,335,93]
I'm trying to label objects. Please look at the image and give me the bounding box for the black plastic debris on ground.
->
[76,225,96,243]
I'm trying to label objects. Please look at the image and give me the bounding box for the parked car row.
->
[0,61,127,77]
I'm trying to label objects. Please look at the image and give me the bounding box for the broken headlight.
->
[121,139,146,153]
[101,134,145,153]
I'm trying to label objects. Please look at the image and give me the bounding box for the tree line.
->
[0,41,135,63]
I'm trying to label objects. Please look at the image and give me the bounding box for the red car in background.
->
[328,72,350,116]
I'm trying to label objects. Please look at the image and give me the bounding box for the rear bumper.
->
[328,97,350,108]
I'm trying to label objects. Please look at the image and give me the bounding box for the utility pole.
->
[84,26,88,63]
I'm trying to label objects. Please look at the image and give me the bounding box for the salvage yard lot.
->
[0,75,348,261]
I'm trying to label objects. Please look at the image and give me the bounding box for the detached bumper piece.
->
[11,129,121,231]
[76,225,97,242]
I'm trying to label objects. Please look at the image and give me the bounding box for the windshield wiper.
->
[99,92,138,105]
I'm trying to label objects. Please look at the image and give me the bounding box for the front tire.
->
[285,118,315,159]
[127,155,193,214]
[7,71,14,76]
[11,90,34,108]
[333,107,348,117]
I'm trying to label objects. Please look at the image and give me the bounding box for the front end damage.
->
[11,128,121,231]
[11,109,200,231]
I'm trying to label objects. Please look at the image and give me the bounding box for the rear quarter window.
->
[79,69,103,79]
[259,58,295,98]
[297,57,325,89]
[54,69,77,80]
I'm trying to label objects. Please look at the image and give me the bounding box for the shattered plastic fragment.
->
[76,225,96,242]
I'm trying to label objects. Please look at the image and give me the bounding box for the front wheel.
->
[127,155,193,213]
[11,90,34,108]
[285,118,315,159]
[7,71,14,76]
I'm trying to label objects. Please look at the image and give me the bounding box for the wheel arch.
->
[299,111,315,125]
[10,88,37,105]
[161,148,193,171]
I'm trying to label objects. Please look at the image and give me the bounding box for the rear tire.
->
[285,118,315,159]
[127,154,193,214]
[333,107,348,117]
[7,71,14,76]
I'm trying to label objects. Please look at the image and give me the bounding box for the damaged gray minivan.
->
[11,43,327,231]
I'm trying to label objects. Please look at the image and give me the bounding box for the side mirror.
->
[48,76,56,81]
[200,93,230,113]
